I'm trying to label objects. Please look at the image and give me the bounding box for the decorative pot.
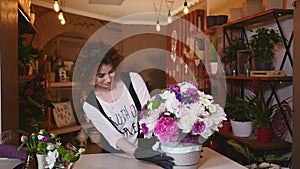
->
[210,62,218,74]
[254,61,274,70]
[257,128,272,143]
[36,154,47,169]
[216,15,228,25]
[230,120,253,137]
[220,121,231,133]
[206,16,217,28]
[160,142,202,169]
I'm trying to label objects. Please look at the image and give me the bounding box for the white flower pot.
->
[230,120,253,137]
[160,142,202,169]
[210,62,218,74]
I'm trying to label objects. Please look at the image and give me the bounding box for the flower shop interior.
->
[1,0,300,168]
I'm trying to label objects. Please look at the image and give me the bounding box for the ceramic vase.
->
[230,120,253,137]
[257,128,272,143]
[36,154,47,169]
[210,62,218,74]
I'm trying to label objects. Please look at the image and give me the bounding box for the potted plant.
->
[246,91,278,143]
[208,32,219,74]
[224,95,253,137]
[249,27,282,70]
[221,37,248,75]
[18,34,42,76]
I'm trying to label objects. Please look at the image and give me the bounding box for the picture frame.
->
[237,49,251,76]
[52,101,76,128]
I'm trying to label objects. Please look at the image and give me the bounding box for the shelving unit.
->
[203,9,294,166]
[220,8,294,137]
[223,9,293,70]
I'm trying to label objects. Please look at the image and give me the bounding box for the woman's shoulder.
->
[128,72,145,84]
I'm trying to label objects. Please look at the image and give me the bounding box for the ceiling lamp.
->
[61,18,66,25]
[54,0,60,12]
[156,20,161,32]
[183,0,189,14]
[58,10,64,20]
[167,11,172,24]
[153,0,163,32]
[165,0,174,24]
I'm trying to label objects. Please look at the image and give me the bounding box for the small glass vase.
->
[23,153,37,169]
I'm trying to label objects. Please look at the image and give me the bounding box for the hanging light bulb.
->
[54,0,60,12]
[58,10,64,20]
[61,18,66,25]
[156,20,161,32]
[183,0,189,14]
[167,11,172,24]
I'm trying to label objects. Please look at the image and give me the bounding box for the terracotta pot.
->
[257,128,272,143]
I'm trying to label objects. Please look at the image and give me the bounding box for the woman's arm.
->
[116,138,138,156]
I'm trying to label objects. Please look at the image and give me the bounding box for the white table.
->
[75,147,247,169]
[0,158,22,169]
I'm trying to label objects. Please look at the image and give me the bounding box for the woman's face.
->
[95,64,116,90]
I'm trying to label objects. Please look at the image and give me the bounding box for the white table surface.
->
[0,158,22,169]
[75,147,247,169]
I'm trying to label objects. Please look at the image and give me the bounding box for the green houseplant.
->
[221,37,248,74]
[246,91,278,143]
[224,95,253,137]
[249,27,282,70]
[246,92,277,130]
[208,32,219,74]
[18,34,42,76]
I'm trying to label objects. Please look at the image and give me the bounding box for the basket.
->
[160,142,202,169]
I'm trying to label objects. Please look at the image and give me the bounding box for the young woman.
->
[82,45,174,169]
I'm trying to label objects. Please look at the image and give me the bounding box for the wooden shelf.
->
[49,82,75,88]
[19,75,36,82]
[218,130,292,151]
[49,123,93,135]
[220,75,293,82]
[223,9,293,29]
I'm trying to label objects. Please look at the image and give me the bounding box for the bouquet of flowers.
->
[18,129,85,169]
[139,82,227,143]
[18,129,60,154]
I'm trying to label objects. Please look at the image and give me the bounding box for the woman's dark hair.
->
[100,47,123,71]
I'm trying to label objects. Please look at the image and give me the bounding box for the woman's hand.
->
[134,148,175,169]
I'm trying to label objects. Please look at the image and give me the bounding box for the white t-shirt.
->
[83,72,150,150]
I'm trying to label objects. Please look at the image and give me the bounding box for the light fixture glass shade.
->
[58,11,64,20]
[54,0,60,12]
[167,11,172,24]
[156,20,161,32]
[61,18,66,25]
[183,1,189,14]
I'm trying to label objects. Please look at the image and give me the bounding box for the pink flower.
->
[141,123,149,135]
[21,135,28,142]
[154,117,179,142]
[192,120,205,134]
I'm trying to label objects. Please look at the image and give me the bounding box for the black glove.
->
[134,148,175,169]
